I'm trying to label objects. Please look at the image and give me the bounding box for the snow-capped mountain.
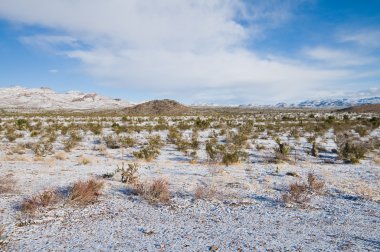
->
[292,97,380,108]
[0,86,131,111]
[239,97,380,108]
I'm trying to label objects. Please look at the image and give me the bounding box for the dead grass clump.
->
[282,172,325,206]
[20,189,59,213]
[0,176,16,194]
[20,197,40,213]
[69,179,104,205]
[133,178,170,204]
[38,190,59,207]
[54,151,67,160]
[194,185,217,200]
[307,173,325,193]
[77,155,92,165]
[282,183,310,205]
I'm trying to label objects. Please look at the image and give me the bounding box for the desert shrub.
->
[311,141,318,157]
[133,178,170,204]
[194,185,217,200]
[104,135,121,149]
[38,190,59,207]
[282,183,310,205]
[274,138,290,162]
[5,128,22,142]
[77,155,92,165]
[0,176,16,194]
[118,163,139,184]
[221,150,248,166]
[54,151,67,160]
[20,189,59,213]
[340,142,366,164]
[282,173,325,206]
[133,135,163,161]
[120,136,137,148]
[32,139,54,157]
[63,131,82,152]
[0,225,5,248]
[190,130,199,149]
[355,126,368,137]
[30,130,39,137]
[167,127,181,144]
[336,133,367,163]
[69,179,104,205]
[256,144,265,150]
[20,197,40,213]
[147,134,164,149]
[7,144,26,155]
[86,123,103,135]
[175,139,190,153]
[194,117,210,130]
[231,132,249,147]
[133,146,160,161]
[177,121,191,130]
[369,117,380,129]
[15,118,29,130]
[205,140,219,162]
[307,173,325,193]
[289,128,300,140]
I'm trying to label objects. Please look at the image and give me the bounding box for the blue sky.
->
[0,0,379,105]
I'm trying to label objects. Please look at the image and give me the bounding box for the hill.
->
[123,99,191,115]
[338,104,380,113]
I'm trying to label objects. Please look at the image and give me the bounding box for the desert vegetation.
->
[0,108,379,250]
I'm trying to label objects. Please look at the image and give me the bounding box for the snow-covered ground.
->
[0,113,379,251]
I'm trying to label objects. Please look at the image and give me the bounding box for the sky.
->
[0,0,379,105]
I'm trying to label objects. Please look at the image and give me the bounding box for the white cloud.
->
[338,29,380,48]
[304,47,376,66]
[0,0,378,104]
[19,35,79,52]
[49,69,58,73]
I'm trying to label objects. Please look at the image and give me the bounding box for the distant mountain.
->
[0,86,131,111]
[234,97,380,109]
[294,97,380,108]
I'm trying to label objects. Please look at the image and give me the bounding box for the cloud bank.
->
[0,0,379,104]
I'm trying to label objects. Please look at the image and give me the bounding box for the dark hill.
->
[123,99,192,115]
[338,104,380,113]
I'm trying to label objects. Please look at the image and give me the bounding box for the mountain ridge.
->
[0,86,131,111]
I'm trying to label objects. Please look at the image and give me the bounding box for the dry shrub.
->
[282,183,310,205]
[3,154,30,162]
[119,163,139,184]
[134,178,170,204]
[54,151,67,160]
[97,145,108,156]
[77,155,92,165]
[38,190,59,207]
[69,179,104,205]
[307,173,325,193]
[0,176,16,194]
[20,189,59,213]
[194,185,217,200]
[20,197,40,213]
[282,172,325,206]
[0,225,5,248]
